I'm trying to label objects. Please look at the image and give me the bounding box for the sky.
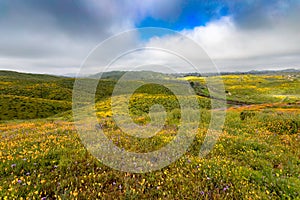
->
[0,0,300,74]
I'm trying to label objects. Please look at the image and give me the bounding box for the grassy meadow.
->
[0,70,299,199]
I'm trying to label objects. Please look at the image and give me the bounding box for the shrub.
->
[240,111,256,120]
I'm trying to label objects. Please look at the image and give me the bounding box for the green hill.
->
[0,70,179,120]
[2,70,298,121]
[0,71,74,120]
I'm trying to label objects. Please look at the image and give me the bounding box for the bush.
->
[240,111,256,120]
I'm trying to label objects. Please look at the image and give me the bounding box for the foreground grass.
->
[1,109,299,199]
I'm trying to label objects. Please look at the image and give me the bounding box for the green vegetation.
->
[0,70,299,199]
[184,74,300,104]
[0,95,71,120]
[0,71,74,120]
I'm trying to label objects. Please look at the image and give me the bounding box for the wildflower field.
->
[0,71,299,199]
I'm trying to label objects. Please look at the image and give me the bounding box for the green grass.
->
[184,73,300,104]
[0,110,299,199]
[0,70,299,199]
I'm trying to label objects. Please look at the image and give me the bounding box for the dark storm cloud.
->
[0,0,137,73]
[0,0,122,37]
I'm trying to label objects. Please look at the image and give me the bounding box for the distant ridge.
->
[88,70,173,80]
[174,68,300,77]
[0,70,63,81]
[1,68,299,79]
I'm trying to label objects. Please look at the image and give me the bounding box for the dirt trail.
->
[198,92,300,111]
[196,93,254,106]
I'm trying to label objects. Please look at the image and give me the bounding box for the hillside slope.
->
[0,71,74,120]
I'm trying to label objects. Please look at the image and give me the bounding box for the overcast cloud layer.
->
[0,0,299,74]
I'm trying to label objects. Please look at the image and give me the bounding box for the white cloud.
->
[128,16,300,72]
[183,16,300,60]
[1,0,299,74]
